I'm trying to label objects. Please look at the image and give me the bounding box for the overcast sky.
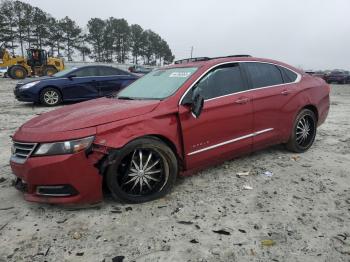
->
[21,0,350,70]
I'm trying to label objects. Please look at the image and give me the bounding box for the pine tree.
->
[87,18,106,62]
[59,16,81,61]
[130,24,144,64]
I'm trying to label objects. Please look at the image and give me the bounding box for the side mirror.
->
[68,74,76,80]
[191,94,204,118]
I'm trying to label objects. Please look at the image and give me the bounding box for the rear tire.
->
[40,87,62,106]
[44,66,58,76]
[106,137,178,203]
[9,65,27,79]
[286,109,317,153]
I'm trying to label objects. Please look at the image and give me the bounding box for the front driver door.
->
[62,67,99,100]
[179,63,254,170]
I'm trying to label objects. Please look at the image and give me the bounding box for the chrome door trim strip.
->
[178,61,301,105]
[187,128,273,156]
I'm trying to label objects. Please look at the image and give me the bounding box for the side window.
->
[74,67,98,77]
[98,67,127,76]
[278,66,298,83]
[193,63,245,100]
[244,62,284,89]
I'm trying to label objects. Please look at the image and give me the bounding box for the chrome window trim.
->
[178,60,301,105]
[187,128,273,156]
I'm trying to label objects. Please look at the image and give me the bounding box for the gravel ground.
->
[0,78,349,262]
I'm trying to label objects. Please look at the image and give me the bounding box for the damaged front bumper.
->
[10,149,105,204]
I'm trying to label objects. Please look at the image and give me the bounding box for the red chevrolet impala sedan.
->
[10,55,330,204]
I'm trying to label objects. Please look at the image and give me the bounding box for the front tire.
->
[106,137,178,203]
[9,65,27,79]
[40,87,62,106]
[286,109,317,153]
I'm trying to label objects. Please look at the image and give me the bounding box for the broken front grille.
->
[11,141,37,164]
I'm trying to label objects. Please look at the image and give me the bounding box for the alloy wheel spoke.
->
[143,177,152,190]
[139,177,143,193]
[123,175,138,185]
[144,174,160,182]
[131,177,140,190]
[145,159,160,172]
[143,152,153,171]
[127,172,138,177]
[145,169,161,175]
[139,150,143,170]
[130,168,138,173]
[296,135,303,141]
[132,160,140,170]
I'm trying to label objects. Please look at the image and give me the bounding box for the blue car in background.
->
[14,65,138,106]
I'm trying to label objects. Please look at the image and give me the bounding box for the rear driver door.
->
[242,62,299,150]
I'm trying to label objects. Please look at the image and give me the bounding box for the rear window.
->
[278,66,298,83]
[244,62,284,89]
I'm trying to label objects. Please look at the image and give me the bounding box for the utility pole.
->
[190,46,194,59]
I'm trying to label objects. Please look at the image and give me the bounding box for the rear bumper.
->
[10,151,103,204]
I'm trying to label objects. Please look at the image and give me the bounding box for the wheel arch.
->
[301,104,319,122]
[98,134,182,195]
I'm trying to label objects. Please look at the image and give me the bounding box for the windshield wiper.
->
[118,96,134,100]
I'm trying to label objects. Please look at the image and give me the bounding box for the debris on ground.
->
[212,229,231,235]
[177,221,193,225]
[112,256,125,262]
[291,155,301,161]
[261,239,276,246]
[0,207,14,210]
[261,171,273,177]
[236,171,251,177]
[332,233,350,255]
[242,185,253,190]
[72,232,82,240]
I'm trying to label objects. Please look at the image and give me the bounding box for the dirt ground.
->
[0,78,349,262]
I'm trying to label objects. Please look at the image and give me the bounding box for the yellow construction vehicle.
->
[0,43,65,79]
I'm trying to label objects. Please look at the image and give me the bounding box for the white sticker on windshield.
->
[169,72,191,78]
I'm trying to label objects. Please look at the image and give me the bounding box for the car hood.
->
[21,98,160,132]
[17,76,60,85]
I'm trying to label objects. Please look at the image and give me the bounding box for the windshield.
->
[118,67,198,100]
[52,67,78,77]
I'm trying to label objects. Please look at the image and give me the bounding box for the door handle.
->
[281,90,290,96]
[234,98,250,104]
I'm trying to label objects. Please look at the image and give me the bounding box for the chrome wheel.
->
[117,148,168,196]
[44,90,59,105]
[295,114,315,148]
[106,137,178,203]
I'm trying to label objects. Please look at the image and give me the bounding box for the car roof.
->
[165,56,302,73]
[69,64,131,73]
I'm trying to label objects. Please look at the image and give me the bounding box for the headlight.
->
[20,81,40,89]
[33,136,94,156]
